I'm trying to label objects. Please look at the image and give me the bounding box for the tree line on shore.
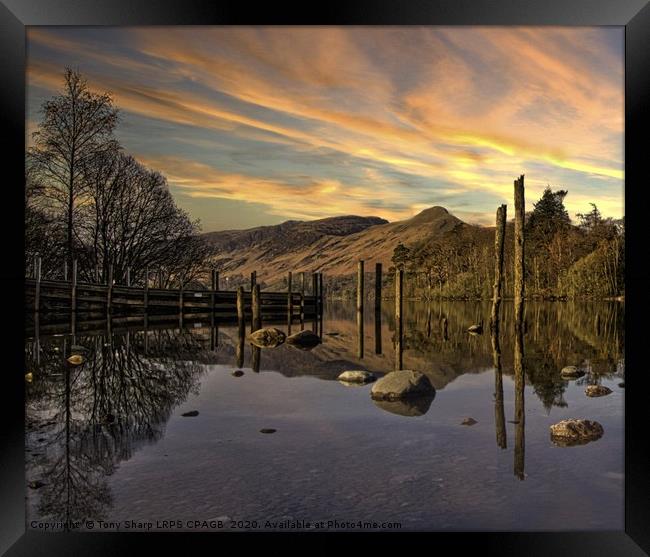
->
[26,68,211,287]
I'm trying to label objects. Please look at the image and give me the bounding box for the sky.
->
[26,26,624,232]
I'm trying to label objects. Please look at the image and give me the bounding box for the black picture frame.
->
[1,1,648,554]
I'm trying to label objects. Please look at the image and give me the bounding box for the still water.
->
[25,300,624,531]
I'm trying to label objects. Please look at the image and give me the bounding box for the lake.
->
[25,300,624,531]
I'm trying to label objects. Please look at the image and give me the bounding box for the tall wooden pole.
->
[236,286,245,326]
[211,269,218,312]
[107,264,113,313]
[491,204,507,331]
[395,268,403,370]
[300,271,306,328]
[252,283,262,332]
[374,263,382,314]
[312,272,318,316]
[144,265,149,312]
[126,267,131,287]
[287,271,293,332]
[319,272,324,318]
[492,325,507,449]
[251,271,256,291]
[356,261,364,358]
[63,260,68,282]
[514,175,525,328]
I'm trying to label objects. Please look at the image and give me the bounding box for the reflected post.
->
[395,268,403,370]
[375,263,382,355]
[357,260,364,358]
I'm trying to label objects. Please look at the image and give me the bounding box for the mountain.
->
[202,207,469,285]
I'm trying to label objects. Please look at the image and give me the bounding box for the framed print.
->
[1,0,649,555]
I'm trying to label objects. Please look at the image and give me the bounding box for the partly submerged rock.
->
[461,417,478,426]
[248,328,286,348]
[372,395,434,417]
[260,428,277,434]
[550,419,604,446]
[585,385,612,397]
[370,370,435,400]
[337,370,376,384]
[66,354,85,366]
[232,370,244,377]
[181,410,199,417]
[560,365,585,378]
[286,330,321,349]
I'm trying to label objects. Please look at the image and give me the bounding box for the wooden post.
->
[95,264,99,283]
[492,325,507,449]
[357,261,364,358]
[63,260,68,282]
[144,265,149,312]
[300,271,306,328]
[107,264,113,313]
[211,268,218,312]
[252,283,262,332]
[287,271,293,332]
[251,345,261,373]
[236,286,245,326]
[126,267,131,287]
[158,268,163,289]
[491,204,507,331]
[319,272,324,317]
[251,271,256,291]
[442,316,448,341]
[34,256,42,313]
[71,259,78,313]
[395,268,403,370]
[374,263,382,314]
[514,175,525,328]
[179,280,184,329]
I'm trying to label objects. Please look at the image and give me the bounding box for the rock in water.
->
[338,370,375,384]
[181,410,199,417]
[585,385,612,397]
[550,419,604,446]
[260,428,276,434]
[373,396,434,417]
[248,328,286,348]
[467,324,483,334]
[370,370,435,400]
[461,417,478,426]
[66,354,85,366]
[232,370,244,377]
[560,365,585,378]
[286,330,321,349]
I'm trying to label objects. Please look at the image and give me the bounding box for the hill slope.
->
[203,207,470,284]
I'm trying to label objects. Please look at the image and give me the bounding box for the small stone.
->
[66,354,85,366]
[260,428,276,434]
[560,365,585,378]
[181,410,199,417]
[232,370,244,377]
[338,370,375,384]
[550,419,604,446]
[585,385,613,397]
[461,417,478,426]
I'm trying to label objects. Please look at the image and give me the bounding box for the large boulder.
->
[550,419,604,446]
[338,370,376,385]
[370,370,435,401]
[248,328,286,348]
[585,385,612,397]
[560,365,585,378]
[286,330,321,350]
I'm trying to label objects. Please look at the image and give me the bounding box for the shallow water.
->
[25,300,624,531]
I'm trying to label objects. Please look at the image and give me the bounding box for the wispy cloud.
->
[26,26,624,230]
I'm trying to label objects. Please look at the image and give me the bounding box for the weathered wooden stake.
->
[442,316,448,341]
[251,345,261,373]
[107,264,113,313]
[319,272,324,317]
[251,271,257,291]
[236,286,245,325]
[491,204,507,331]
[356,261,364,358]
[514,175,525,328]
[71,259,78,313]
[374,305,382,355]
[300,271,306,328]
[252,283,262,332]
[34,256,42,313]
[287,271,293,330]
[312,272,318,300]
[375,263,382,314]
[395,268,403,370]
[63,261,68,282]
[126,267,131,287]
[144,266,149,312]
[492,326,507,449]
[513,323,525,480]
[178,280,184,328]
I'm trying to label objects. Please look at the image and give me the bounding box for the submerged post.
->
[395,268,403,370]
[252,283,262,332]
[491,204,507,331]
[514,175,525,328]
[71,259,78,313]
[34,256,42,313]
